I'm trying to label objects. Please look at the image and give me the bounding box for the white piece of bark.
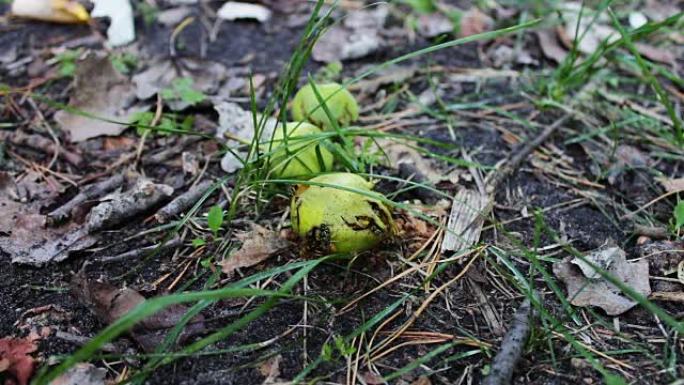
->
[441,188,490,253]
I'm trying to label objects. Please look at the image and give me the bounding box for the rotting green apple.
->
[291,82,359,130]
[290,173,395,254]
[267,121,334,179]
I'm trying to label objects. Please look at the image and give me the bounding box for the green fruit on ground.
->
[290,173,395,254]
[291,82,359,130]
[267,121,334,179]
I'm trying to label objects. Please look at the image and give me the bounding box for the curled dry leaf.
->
[377,140,443,184]
[553,243,651,315]
[220,225,290,276]
[55,55,143,142]
[258,354,282,384]
[0,337,37,385]
[70,274,206,352]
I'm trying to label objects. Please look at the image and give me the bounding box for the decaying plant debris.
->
[1,1,684,384]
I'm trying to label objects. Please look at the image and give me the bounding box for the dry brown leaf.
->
[656,177,684,193]
[635,42,676,64]
[258,354,282,384]
[11,0,89,23]
[378,140,442,184]
[55,55,142,142]
[360,371,384,385]
[70,274,206,352]
[553,243,651,315]
[0,212,95,266]
[0,337,38,385]
[220,225,290,276]
[536,29,567,63]
[459,7,493,38]
[410,376,432,385]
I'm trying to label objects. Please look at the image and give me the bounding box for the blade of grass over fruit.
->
[263,177,483,248]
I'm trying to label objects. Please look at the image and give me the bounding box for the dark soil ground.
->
[1,1,683,385]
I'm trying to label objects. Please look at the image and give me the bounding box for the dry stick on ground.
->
[442,115,571,252]
[47,173,125,225]
[155,180,214,223]
[0,130,83,167]
[485,114,571,192]
[482,297,535,385]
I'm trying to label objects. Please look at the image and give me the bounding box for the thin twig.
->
[486,114,571,192]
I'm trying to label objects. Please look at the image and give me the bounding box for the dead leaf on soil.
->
[0,171,93,265]
[553,243,651,315]
[49,363,106,385]
[656,177,684,194]
[359,371,384,385]
[70,274,206,352]
[606,145,651,185]
[0,212,96,265]
[157,6,194,27]
[220,225,290,276]
[312,5,388,63]
[458,7,493,38]
[258,354,282,384]
[86,178,173,232]
[376,140,443,185]
[0,337,37,385]
[633,42,676,65]
[536,29,567,63]
[55,55,142,142]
